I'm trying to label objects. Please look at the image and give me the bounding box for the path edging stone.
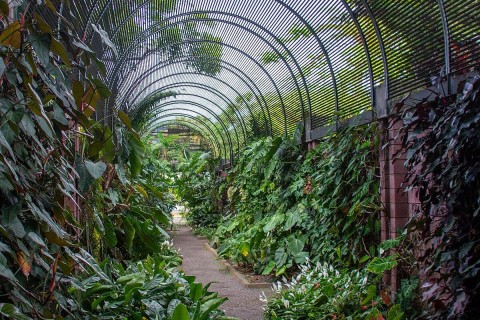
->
[204,243,273,289]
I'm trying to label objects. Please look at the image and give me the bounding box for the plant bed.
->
[204,243,274,288]
[232,263,275,284]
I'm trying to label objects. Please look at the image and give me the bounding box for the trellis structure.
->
[38,0,479,162]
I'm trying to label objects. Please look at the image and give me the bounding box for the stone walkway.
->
[171,225,269,320]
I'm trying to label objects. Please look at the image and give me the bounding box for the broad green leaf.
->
[90,78,111,99]
[189,283,203,302]
[50,37,71,68]
[0,21,21,49]
[26,83,53,133]
[72,40,94,53]
[172,303,190,320]
[287,235,305,255]
[293,251,309,264]
[115,164,127,186]
[263,213,285,233]
[88,141,104,158]
[199,297,227,320]
[72,80,84,109]
[0,303,30,320]
[104,219,117,248]
[1,200,25,238]
[0,129,16,161]
[367,256,398,274]
[34,14,52,34]
[85,160,107,179]
[262,261,275,275]
[75,159,94,192]
[284,207,302,230]
[27,232,46,247]
[118,111,132,130]
[274,247,288,267]
[28,32,51,66]
[27,201,67,238]
[76,249,111,283]
[275,265,287,276]
[0,1,8,17]
[91,23,118,57]
[128,135,145,176]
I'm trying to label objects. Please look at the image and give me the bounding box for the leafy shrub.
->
[211,124,380,276]
[397,77,480,318]
[263,262,402,320]
[0,1,115,316]
[68,249,230,319]
[176,153,224,229]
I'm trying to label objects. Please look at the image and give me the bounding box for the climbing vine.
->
[209,123,381,276]
[397,77,480,318]
[0,2,229,319]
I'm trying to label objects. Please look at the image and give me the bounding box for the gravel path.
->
[171,225,268,320]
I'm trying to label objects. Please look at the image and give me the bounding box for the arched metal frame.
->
[144,102,241,155]
[146,109,234,162]
[106,14,310,131]
[60,0,479,154]
[149,119,221,158]
[115,52,275,135]
[151,120,218,157]
[127,72,263,132]
[148,113,229,160]
[134,88,247,144]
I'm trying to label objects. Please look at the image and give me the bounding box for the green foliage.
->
[211,123,380,276]
[0,2,113,317]
[0,3,227,319]
[68,250,229,319]
[397,77,480,318]
[263,262,396,320]
[82,135,175,261]
[176,152,224,229]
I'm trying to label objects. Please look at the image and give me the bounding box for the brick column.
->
[307,140,318,151]
[379,117,411,289]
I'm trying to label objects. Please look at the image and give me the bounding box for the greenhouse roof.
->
[41,0,479,160]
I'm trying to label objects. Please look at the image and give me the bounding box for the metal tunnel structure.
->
[42,0,479,163]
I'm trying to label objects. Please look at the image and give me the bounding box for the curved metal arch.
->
[151,108,235,161]
[148,113,227,161]
[143,82,249,139]
[132,84,248,142]
[107,38,288,136]
[273,0,339,126]
[147,112,229,161]
[116,52,273,134]
[127,71,270,137]
[106,13,310,133]
[146,110,232,162]
[339,0,374,109]
[146,102,241,154]
[149,119,221,158]
[360,0,389,101]
[117,55,272,135]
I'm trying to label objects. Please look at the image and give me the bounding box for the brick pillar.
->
[307,140,318,151]
[379,117,411,290]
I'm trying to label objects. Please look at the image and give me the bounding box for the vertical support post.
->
[379,117,411,290]
[437,0,451,95]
